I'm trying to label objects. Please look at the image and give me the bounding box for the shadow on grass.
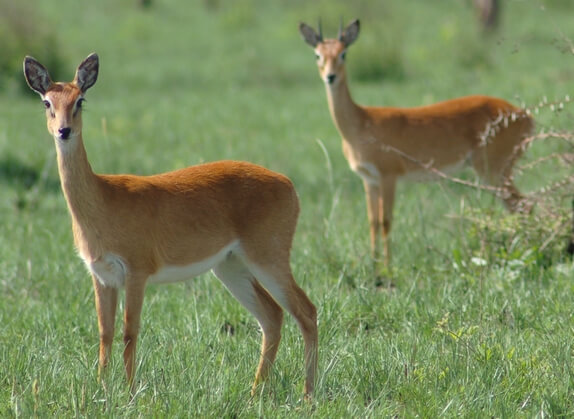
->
[0,154,60,209]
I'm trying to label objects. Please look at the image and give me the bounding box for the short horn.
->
[337,17,343,41]
[317,18,323,41]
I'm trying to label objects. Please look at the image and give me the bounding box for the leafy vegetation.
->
[0,0,67,95]
[1,0,573,416]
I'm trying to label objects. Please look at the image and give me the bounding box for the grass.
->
[1,0,574,416]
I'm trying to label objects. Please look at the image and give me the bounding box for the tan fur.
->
[24,53,317,397]
[300,19,534,269]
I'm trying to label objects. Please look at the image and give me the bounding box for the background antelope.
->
[473,0,501,32]
[299,19,534,271]
[23,53,317,397]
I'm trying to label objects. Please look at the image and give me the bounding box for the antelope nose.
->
[326,74,336,84]
[58,127,71,139]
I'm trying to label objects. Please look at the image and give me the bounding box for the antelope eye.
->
[42,100,51,109]
[314,53,321,61]
[340,51,347,61]
[76,98,86,108]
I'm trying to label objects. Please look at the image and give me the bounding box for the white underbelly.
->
[402,152,471,182]
[149,241,238,284]
[84,241,239,288]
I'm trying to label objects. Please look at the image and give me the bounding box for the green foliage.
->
[295,0,407,82]
[1,0,574,417]
[0,0,66,94]
[464,203,572,271]
[349,17,406,82]
[540,0,572,10]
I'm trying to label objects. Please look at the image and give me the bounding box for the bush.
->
[460,127,574,266]
[0,0,66,94]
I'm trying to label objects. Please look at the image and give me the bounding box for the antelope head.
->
[299,19,360,86]
[24,54,99,143]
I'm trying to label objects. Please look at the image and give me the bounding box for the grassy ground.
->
[1,0,573,417]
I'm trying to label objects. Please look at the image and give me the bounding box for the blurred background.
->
[1,1,574,416]
[1,0,573,279]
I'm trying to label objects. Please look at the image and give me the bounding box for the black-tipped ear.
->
[299,22,322,47]
[74,53,99,93]
[340,19,360,47]
[23,56,53,95]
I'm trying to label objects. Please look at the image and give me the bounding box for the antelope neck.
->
[56,133,103,221]
[324,74,364,141]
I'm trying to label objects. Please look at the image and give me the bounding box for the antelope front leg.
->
[380,176,397,269]
[363,180,382,268]
[92,275,118,381]
[123,277,146,391]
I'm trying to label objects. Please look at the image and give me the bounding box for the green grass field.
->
[1,0,573,416]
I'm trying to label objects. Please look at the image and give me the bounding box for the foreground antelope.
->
[299,19,533,270]
[23,53,317,397]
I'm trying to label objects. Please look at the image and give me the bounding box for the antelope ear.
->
[23,56,53,95]
[340,19,360,47]
[299,22,322,47]
[74,53,99,93]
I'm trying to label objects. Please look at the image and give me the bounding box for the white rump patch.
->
[241,260,290,310]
